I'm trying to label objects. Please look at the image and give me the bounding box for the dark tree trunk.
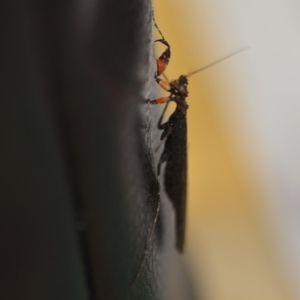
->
[0,1,196,299]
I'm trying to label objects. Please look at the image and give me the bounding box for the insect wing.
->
[163,109,187,252]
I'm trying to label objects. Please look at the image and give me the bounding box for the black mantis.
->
[131,7,249,286]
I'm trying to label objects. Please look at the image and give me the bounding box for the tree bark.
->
[0,1,196,299]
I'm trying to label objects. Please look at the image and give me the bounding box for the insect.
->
[150,46,250,252]
[131,5,249,286]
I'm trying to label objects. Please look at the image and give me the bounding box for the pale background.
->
[153,1,300,299]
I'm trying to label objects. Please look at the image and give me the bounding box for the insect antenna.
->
[186,46,250,78]
[151,5,165,40]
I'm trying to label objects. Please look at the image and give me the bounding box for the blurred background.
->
[154,1,300,299]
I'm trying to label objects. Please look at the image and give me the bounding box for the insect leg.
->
[154,39,171,77]
[157,150,170,177]
[157,101,170,130]
[149,96,170,105]
[149,96,171,131]
[156,78,171,92]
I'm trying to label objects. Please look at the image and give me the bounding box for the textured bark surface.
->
[0,1,196,299]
